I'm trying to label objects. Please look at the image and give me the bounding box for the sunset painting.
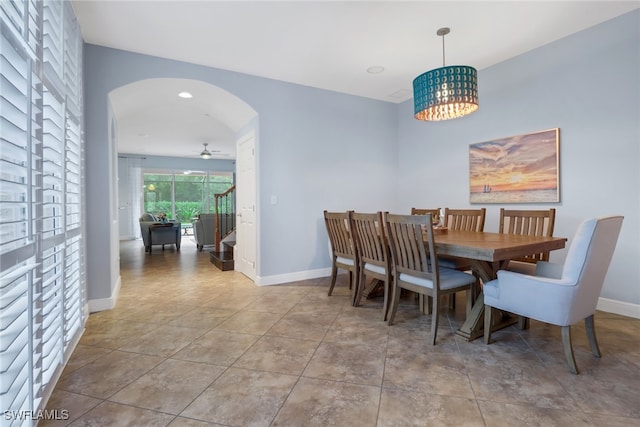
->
[469,128,559,203]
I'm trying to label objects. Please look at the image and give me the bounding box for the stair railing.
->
[214,185,236,250]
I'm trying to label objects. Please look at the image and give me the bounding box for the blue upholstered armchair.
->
[139,213,182,253]
[193,213,216,251]
[483,216,623,374]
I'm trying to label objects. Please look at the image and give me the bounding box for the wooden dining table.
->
[433,229,568,340]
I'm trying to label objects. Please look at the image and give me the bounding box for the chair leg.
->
[353,269,366,307]
[387,283,402,325]
[448,293,456,310]
[484,305,493,344]
[327,265,338,296]
[429,294,439,345]
[382,274,391,322]
[518,316,530,330]
[585,315,601,358]
[561,325,579,375]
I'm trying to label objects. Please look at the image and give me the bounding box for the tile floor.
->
[43,239,640,426]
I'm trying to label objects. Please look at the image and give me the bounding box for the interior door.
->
[235,131,257,281]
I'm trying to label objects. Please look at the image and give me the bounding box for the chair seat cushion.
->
[364,263,386,275]
[399,268,475,290]
[336,256,355,266]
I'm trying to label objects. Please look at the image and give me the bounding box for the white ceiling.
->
[72,1,639,160]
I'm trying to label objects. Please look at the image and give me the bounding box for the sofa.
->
[139,213,181,253]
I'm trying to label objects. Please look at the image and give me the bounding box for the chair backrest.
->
[411,208,440,217]
[443,208,486,231]
[563,216,623,321]
[324,210,357,261]
[140,213,156,222]
[499,208,556,262]
[385,213,439,286]
[352,212,390,269]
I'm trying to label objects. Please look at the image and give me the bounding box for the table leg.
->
[455,259,517,341]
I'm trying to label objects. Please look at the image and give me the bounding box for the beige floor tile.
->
[110,358,225,414]
[466,357,580,411]
[55,350,163,399]
[117,324,208,357]
[477,401,595,427]
[303,341,385,386]
[167,306,237,329]
[383,348,475,399]
[66,401,175,427]
[167,417,226,426]
[78,318,161,349]
[181,367,298,426]
[172,329,259,366]
[38,390,101,427]
[214,310,283,334]
[272,377,379,427]
[266,311,336,341]
[233,335,319,375]
[378,388,484,427]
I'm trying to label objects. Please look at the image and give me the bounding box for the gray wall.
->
[396,10,639,308]
[84,10,639,314]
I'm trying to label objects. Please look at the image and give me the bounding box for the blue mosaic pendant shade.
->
[413,65,478,121]
[413,27,479,121]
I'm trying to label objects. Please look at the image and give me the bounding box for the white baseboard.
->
[597,297,640,319]
[256,267,332,286]
[87,275,121,313]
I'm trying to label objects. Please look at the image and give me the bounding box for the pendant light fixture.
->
[200,143,212,159]
[413,27,479,121]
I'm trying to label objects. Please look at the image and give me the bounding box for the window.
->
[143,170,233,222]
[0,2,85,424]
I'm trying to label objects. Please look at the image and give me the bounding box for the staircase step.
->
[209,250,234,271]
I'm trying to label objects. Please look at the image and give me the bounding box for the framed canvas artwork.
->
[469,128,560,204]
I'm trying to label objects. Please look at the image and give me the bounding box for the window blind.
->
[0,1,85,425]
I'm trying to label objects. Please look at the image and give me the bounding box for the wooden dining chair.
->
[351,212,393,319]
[385,213,477,345]
[324,210,359,298]
[499,208,556,274]
[441,208,486,308]
[443,208,486,232]
[411,208,440,218]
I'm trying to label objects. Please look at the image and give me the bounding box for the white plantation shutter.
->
[0,1,85,425]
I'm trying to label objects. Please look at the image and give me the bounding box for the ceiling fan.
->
[200,143,222,159]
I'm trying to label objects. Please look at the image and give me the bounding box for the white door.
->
[235,131,257,281]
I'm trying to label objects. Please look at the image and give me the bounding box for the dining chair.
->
[385,213,477,345]
[499,208,556,275]
[484,216,624,374]
[324,210,359,298]
[351,212,393,318]
[411,208,440,218]
[441,207,486,308]
[443,208,486,231]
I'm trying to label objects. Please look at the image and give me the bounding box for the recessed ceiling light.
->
[178,91,193,99]
[367,66,385,74]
